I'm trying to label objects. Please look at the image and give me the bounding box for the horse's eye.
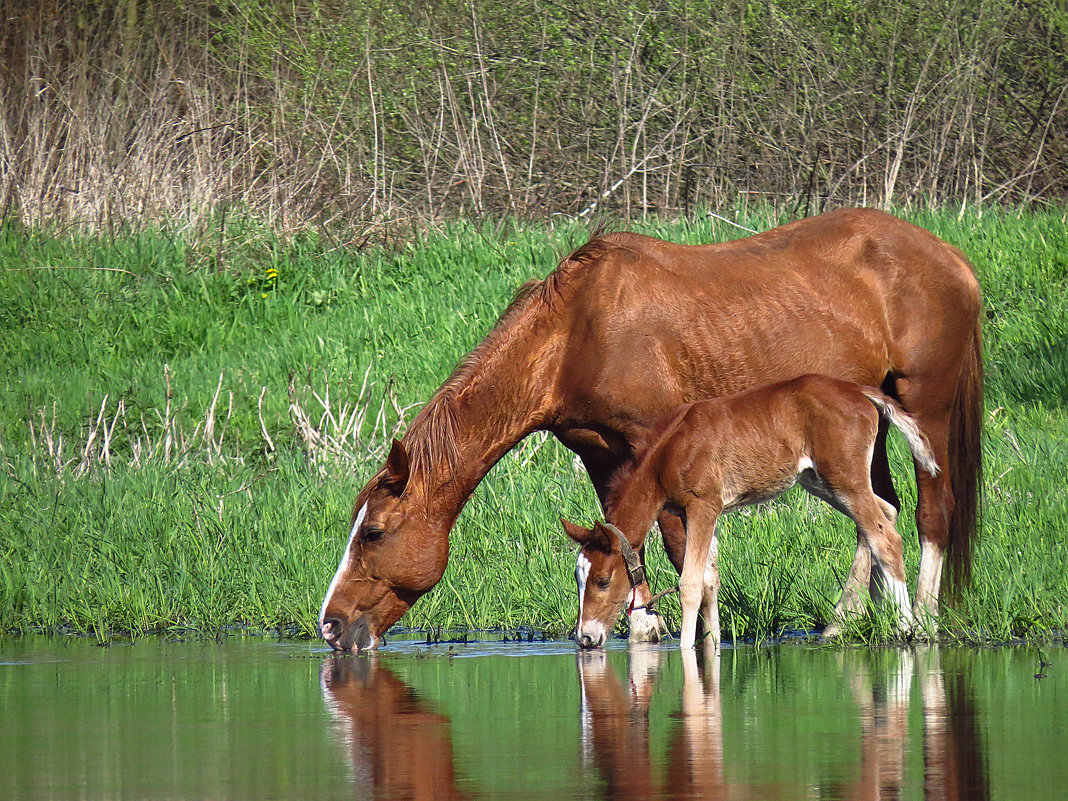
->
[596,577,612,590]
[362,526,385,543]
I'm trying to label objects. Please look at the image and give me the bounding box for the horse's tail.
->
[945,318,984,595]
[861,389,940,477]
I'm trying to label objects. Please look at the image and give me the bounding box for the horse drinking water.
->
[564,374,941,650]
[319,209,982,652]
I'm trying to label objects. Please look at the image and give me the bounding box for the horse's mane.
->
[399,233,626,491]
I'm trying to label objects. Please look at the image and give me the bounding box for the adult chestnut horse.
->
[319,208,983,651]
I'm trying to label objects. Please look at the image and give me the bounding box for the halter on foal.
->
[564,374,940,650]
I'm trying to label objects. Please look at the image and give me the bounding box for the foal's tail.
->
[861,389,940,477]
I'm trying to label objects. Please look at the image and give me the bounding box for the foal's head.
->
[562,519,638,649]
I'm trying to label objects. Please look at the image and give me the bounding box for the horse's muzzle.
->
[321,615,377,652]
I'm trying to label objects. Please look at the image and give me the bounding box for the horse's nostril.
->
[320,618,342,642]
[577,633,596,650]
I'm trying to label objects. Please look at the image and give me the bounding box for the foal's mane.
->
[399,234,625,491]
[602,405,688,518]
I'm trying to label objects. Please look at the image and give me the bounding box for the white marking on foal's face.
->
[320,502,368,625]
[575,552,592,624]
[797,455,815,473]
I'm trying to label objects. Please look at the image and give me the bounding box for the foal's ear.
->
[590,521,619,554]
[560,518,592,545]
[381,438,411,494]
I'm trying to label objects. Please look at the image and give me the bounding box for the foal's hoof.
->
[819,621,845,641]
[628,608,667,643]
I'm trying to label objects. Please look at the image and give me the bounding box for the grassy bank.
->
[1,207,1066,642]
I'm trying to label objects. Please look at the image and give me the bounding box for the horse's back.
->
[559,210,978,385]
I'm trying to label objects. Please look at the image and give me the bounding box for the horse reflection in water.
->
[320,657,469,801]
[320,649,986,800]
[576,647,989,801]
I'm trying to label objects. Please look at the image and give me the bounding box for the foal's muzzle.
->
[576,629,606,650]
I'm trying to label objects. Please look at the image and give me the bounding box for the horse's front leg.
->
[678,501,721,650]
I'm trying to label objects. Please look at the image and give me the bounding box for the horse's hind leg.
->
[892,384,957,625]
[912,424,953,623]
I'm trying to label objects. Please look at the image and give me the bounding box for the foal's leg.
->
[813,425,913,631]
[851,495,915,629]
[825,426,899,638]
[664,512,718,646]
[700,527,721,650]
[678,500,722,650]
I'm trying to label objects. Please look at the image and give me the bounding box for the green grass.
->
[1,207,1066,642]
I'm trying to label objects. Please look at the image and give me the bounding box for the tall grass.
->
[1,207,1066,642]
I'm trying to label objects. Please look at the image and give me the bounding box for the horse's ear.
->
[382,439,410,494]
[561,518,592,545]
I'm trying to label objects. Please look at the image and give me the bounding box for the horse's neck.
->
[417,325,560,526]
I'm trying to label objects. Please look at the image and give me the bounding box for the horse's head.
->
[563,519,636,649]
[319,439,450,651]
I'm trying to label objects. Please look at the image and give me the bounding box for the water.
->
[1,635,1064,800]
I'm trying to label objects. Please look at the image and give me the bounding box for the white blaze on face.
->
[320,503,368,625]
[575,552,592,625]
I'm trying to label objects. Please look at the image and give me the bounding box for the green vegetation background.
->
[1,207,1066,642]
[3,0,1066,229]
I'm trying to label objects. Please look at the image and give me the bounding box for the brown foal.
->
[564,374,939,650]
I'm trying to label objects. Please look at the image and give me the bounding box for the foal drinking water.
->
[563,374,940,650]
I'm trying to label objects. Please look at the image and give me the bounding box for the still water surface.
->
[1,636,1064,800]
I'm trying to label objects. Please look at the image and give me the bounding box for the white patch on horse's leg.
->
[320,502,368,626]
[883,573,916,630]
[914,540,945,624]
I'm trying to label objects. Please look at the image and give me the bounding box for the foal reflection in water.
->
[565,375,941,650]
[576,646,988,800]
